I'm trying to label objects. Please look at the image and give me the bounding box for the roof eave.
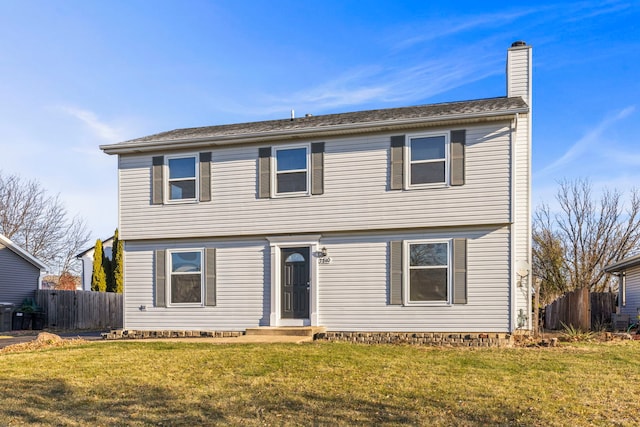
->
[604,254,640,274]
[0,234,48,271]
[100,108,528,155]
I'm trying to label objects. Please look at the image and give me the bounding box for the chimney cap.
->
[511,40,527,47]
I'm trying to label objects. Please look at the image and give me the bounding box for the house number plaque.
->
[318,257,332,265]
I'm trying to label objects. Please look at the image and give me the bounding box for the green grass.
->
[1,341,639,426]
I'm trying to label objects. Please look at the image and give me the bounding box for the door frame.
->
[267,235,320,327]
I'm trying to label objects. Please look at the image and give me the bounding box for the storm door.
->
[281,247,310,319]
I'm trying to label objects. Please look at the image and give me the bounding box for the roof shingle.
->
[101,96,528,153]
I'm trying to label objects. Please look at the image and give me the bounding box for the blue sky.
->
[1,1,638,244]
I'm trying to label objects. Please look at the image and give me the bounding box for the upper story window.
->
[151,152,211,205]
[407,240,449,304]
[169,249,203,305]
[408,134,448,187]
[390,131,464,191]
[167,155,197,202]
[274,145,309,195]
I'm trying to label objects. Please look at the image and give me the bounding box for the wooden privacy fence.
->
[35,290,123,330]
[590,292,617,329]
[544,288,617,331]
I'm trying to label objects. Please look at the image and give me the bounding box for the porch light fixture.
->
[321,247,327,257]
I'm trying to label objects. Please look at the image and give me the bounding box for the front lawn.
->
[1,340,639,425]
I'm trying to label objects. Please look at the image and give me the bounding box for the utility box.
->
[0,303,14,332]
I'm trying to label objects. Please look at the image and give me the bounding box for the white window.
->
[167,155,198,202]
[406,240,450,304]
[274,145,309,196]
[407,133,448,187]
[168,249,204,305]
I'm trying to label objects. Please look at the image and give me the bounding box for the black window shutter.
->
[258,147,271,199]
[155,249,166,307]
[151,156,164,205]
[205,248,216,306]
[311,142,324,195]
[452,238,467,304]
[199,152,212,202]
[450,130,466,186]
[390,241,403,305]
[390,135,405,190]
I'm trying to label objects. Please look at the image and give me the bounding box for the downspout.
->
[621,272,626,309]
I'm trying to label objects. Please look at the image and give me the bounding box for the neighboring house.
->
[76,236,114,291]
[604,254,640,326]
[41,274,82,290]
[100,42,532,334]
[0,234,47,305]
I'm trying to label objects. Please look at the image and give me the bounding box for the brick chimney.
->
[507,41,532,106]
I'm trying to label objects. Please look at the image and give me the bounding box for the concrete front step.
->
[245,326,326,337]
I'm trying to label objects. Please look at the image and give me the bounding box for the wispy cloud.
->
[535,106,635,176]
[392,8,542,51]
[205,1,638,121]
[232,42,504,117]
[57,106,124,142]
[563,0,632,22]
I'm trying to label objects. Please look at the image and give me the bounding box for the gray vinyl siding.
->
[621,266,640,320]
[123,240,270,331]
[118,123,512,240]
[318,227,510,332]
[122,226,510,332]
[0,243,41,305]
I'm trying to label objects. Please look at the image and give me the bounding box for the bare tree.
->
[533,178,640,303]
[532,207,568,304]
[0,171,91,274]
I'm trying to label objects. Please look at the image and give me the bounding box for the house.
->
[604,254,640,327]
[0,234,47,306]
[41,274,82,290]
[100,42,532,338]
[76,236,114,291]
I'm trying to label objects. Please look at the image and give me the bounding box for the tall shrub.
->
[91,239,107,292]
[112,229,124,293]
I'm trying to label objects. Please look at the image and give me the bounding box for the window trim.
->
[272,143,311,197]
[166,248,205,307]
[165,153,199,204]
[405,132,449,189]
[403,239,451,306]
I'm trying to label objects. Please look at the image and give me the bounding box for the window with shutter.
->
[397,238,467,305]
[151,153,212,204]
[156,248,217,308]
[398,130,465,190]
[259,143,324,198]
